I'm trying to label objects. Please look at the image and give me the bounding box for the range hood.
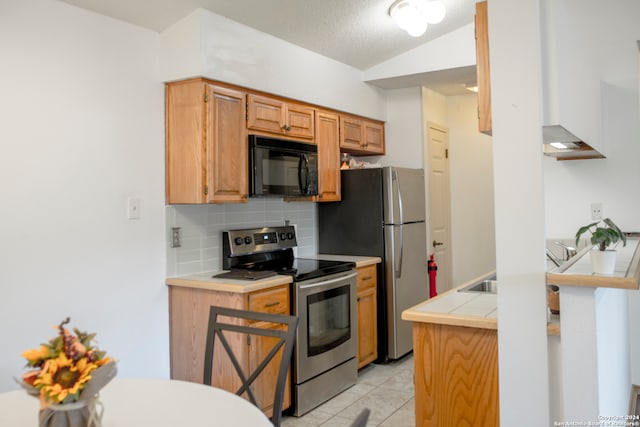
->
[540,0,607,162]
[542,125,605,161]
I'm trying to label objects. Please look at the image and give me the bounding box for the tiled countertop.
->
[401,271,498,330]
[547,238,640,289]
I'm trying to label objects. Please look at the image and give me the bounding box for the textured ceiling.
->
[61,0,477,92]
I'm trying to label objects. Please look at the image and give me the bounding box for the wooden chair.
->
[350,408,371,427]
[203,305,298,427]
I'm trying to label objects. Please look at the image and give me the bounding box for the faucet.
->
[554,241,577,260]
[546,249,562,267]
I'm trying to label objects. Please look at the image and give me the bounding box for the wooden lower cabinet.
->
[356,264,377,368]
[413,322,499,426]
[169,284,291,418]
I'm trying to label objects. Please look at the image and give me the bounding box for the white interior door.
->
[427,122,452,294]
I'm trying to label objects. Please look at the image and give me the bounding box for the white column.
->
[489,0,551,425]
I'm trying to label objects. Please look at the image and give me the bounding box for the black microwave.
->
[249,135,318,197]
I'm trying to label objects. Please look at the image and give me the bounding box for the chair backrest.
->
[350,408,370,427]
[203,305,298,427]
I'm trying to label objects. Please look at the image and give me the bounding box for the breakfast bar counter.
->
[401,271,497,329]
[402,271,500,427]
[546,238,640,289]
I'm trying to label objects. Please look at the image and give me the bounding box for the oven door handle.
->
[297,271,357,291]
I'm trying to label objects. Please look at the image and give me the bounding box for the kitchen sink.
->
[458,279,498,294]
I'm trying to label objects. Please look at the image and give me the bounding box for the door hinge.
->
[204,185,208,195]
[247,335,251,345]
[204,93,208,102]
[445,149,449,159]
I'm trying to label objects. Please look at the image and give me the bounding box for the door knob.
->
[433,240,444,247]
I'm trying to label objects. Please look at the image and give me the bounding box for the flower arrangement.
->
[18,317,117,427]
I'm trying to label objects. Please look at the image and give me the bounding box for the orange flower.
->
[21,345,50,367]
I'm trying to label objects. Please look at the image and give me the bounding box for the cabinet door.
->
[340,115,363,151]
[364,120,385,154]
[247,285,291,414]
[248,321,291,417]
[357,286,377,369]
[315,110,341,202]
[165,80,207,204]
[285,103,315,140]
[247,94,286,134]
[356,264,377,368]
[205,85,248,203]
[475,1,492,135]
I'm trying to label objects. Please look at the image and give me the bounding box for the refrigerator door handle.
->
[393,169,404,224]
[396,224,404,278]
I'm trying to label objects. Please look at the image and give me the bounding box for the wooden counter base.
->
[414,322,499,427]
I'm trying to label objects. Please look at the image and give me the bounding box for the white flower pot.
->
[590,249,617,274]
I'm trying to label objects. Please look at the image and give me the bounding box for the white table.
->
[0,378,273,427]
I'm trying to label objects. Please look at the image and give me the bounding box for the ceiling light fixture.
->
[389,0,446,37]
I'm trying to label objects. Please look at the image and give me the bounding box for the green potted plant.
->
[575,218,626,274]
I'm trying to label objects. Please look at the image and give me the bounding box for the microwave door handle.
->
[298,154,309,194]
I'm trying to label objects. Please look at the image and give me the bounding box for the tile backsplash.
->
[166,199,317,276]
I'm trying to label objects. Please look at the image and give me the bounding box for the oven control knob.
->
[234,237,243,246]
[280,232,287,241]
[244,236,252,244]
[287,232,295,240]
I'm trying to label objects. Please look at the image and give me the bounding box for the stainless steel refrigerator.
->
[318,167,428,361]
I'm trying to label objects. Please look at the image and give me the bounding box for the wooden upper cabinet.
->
[315,110,341,202]
[247,94,315,140]
[205,85,248,203]
[339,115,385,155]
[364,121,385,154]
[165,79,248,204]
[339,116,363,151]
[475,1,492,135]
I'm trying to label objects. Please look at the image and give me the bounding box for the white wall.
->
[363,24,476,83]
[161,9,388,121]
[0,0,167,391]
[541,0,640,387]
[446,94,495,286]
[362,87,424,169]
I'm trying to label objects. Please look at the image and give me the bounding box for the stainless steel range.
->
[220,226,358,417]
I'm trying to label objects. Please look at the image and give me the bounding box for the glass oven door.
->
[294,270,357,384]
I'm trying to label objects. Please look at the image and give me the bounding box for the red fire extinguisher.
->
[428,254,438,298]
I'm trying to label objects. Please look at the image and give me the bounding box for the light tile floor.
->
[282,354,415,427]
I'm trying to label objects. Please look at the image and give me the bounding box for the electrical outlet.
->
[591,202,602,220]
[171,227,181,248]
